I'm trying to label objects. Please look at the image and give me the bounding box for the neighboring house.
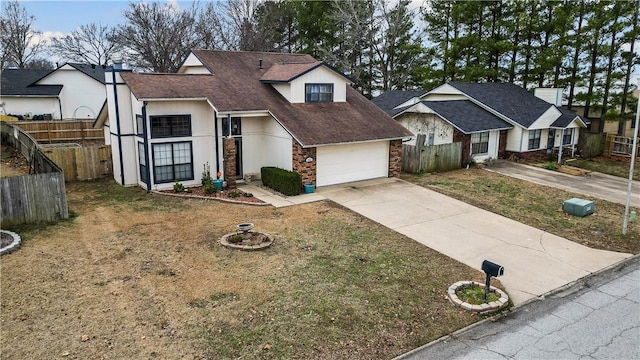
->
[0,63,109,120]
[95,50,412,191]
[374,82,586,164]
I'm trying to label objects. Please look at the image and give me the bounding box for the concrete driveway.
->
[487,160,639,206]
[318,178,632,306]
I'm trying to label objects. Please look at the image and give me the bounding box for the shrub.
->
[261,166,302,196]
[173,182,185,193]
[203,182,217,195]
[228,190,241,198]
[202,162,213,186]
[243,192,254,198]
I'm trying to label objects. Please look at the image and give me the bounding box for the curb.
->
[393,253,639,360]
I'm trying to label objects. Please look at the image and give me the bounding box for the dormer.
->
[177,53,211,74]
[260,61,352,103]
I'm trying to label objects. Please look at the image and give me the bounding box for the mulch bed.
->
[159,186,265,204]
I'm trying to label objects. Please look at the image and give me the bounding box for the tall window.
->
[138,142,147,182]
[471,132,489,154]
[562,128,573,145]
[136,115,144,136]
[305,84,333,102]
[150,115,191,138]
[528,129,542,150]
[152,142,193,183]
[222,117,241,136]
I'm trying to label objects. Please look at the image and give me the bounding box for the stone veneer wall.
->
[388,140,402,177]
[292,140,316,184]
[223,138,237,189]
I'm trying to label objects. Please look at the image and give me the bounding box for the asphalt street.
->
[397,255,640,360]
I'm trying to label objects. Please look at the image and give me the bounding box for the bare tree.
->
[50,23,119,65]
[113,2,200,72]
[0,0,47,69]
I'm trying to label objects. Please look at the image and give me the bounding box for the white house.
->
[0,63,109,120]
[374,82,587,164]
[95,50,412,191]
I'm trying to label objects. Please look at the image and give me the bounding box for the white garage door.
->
[316,141,389,186]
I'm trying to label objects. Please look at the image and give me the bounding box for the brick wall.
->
[388,140,402,177]
[292,140,316,184]
[223,138,236,189]
[453,129,472,165]
[505,149,549,162]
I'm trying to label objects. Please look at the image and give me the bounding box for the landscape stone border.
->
[447,281,509,313]
[0,230,21,255]
[220,231,274,251]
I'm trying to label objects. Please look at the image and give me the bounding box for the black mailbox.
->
[482,260,504,278]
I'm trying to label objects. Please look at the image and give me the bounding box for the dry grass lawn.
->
[1,179,490,359]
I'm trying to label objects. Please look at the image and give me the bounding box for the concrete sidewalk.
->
[238,181,326,208]
[487,160,639,206]
[318,178,632,305]
[399,255,640,360]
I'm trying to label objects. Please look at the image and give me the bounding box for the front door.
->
[547,129,555,149]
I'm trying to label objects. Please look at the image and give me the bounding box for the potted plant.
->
[303,182,315,194]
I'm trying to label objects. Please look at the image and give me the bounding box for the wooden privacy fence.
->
[1,122,69,226]
[402,135,462,173]
[40,144,112,181]
[578,132,606,158]
[14,120,103,143]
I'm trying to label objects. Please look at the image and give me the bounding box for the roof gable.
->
[414,100,513,134]
[447,82,556,128]
[552,107,587,128]
[260,61,352,84]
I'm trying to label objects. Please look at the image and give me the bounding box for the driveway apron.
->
[318,178,632,305]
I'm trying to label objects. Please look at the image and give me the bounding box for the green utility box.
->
[562,198,594,217]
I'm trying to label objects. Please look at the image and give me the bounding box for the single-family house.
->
[373,82,586,164]
[95,50,412,191]
[0,63,110,120]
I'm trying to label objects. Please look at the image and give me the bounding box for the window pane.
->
[136,115,144,136]
[138,142,145,166]
[151,115,191,137]
[155,165,173,182]
[174,164,192,180]
[173,142,191,164]
[153,144,172,166]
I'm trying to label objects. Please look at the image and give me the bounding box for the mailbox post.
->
[481,260,504,301]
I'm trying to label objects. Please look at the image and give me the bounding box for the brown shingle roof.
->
[260,61,321,83]
[121,50,412,146]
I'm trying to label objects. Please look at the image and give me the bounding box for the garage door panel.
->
[316,142,389,186]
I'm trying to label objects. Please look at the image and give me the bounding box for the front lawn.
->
[402,169,640,254]
[1,179,489,359]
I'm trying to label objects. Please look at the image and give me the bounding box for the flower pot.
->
[303,183,315,194]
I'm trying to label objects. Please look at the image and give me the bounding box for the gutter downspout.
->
[214,112,220,177]
[112,70,125,185]
[142,101,151,191]
[57,96,63,119]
